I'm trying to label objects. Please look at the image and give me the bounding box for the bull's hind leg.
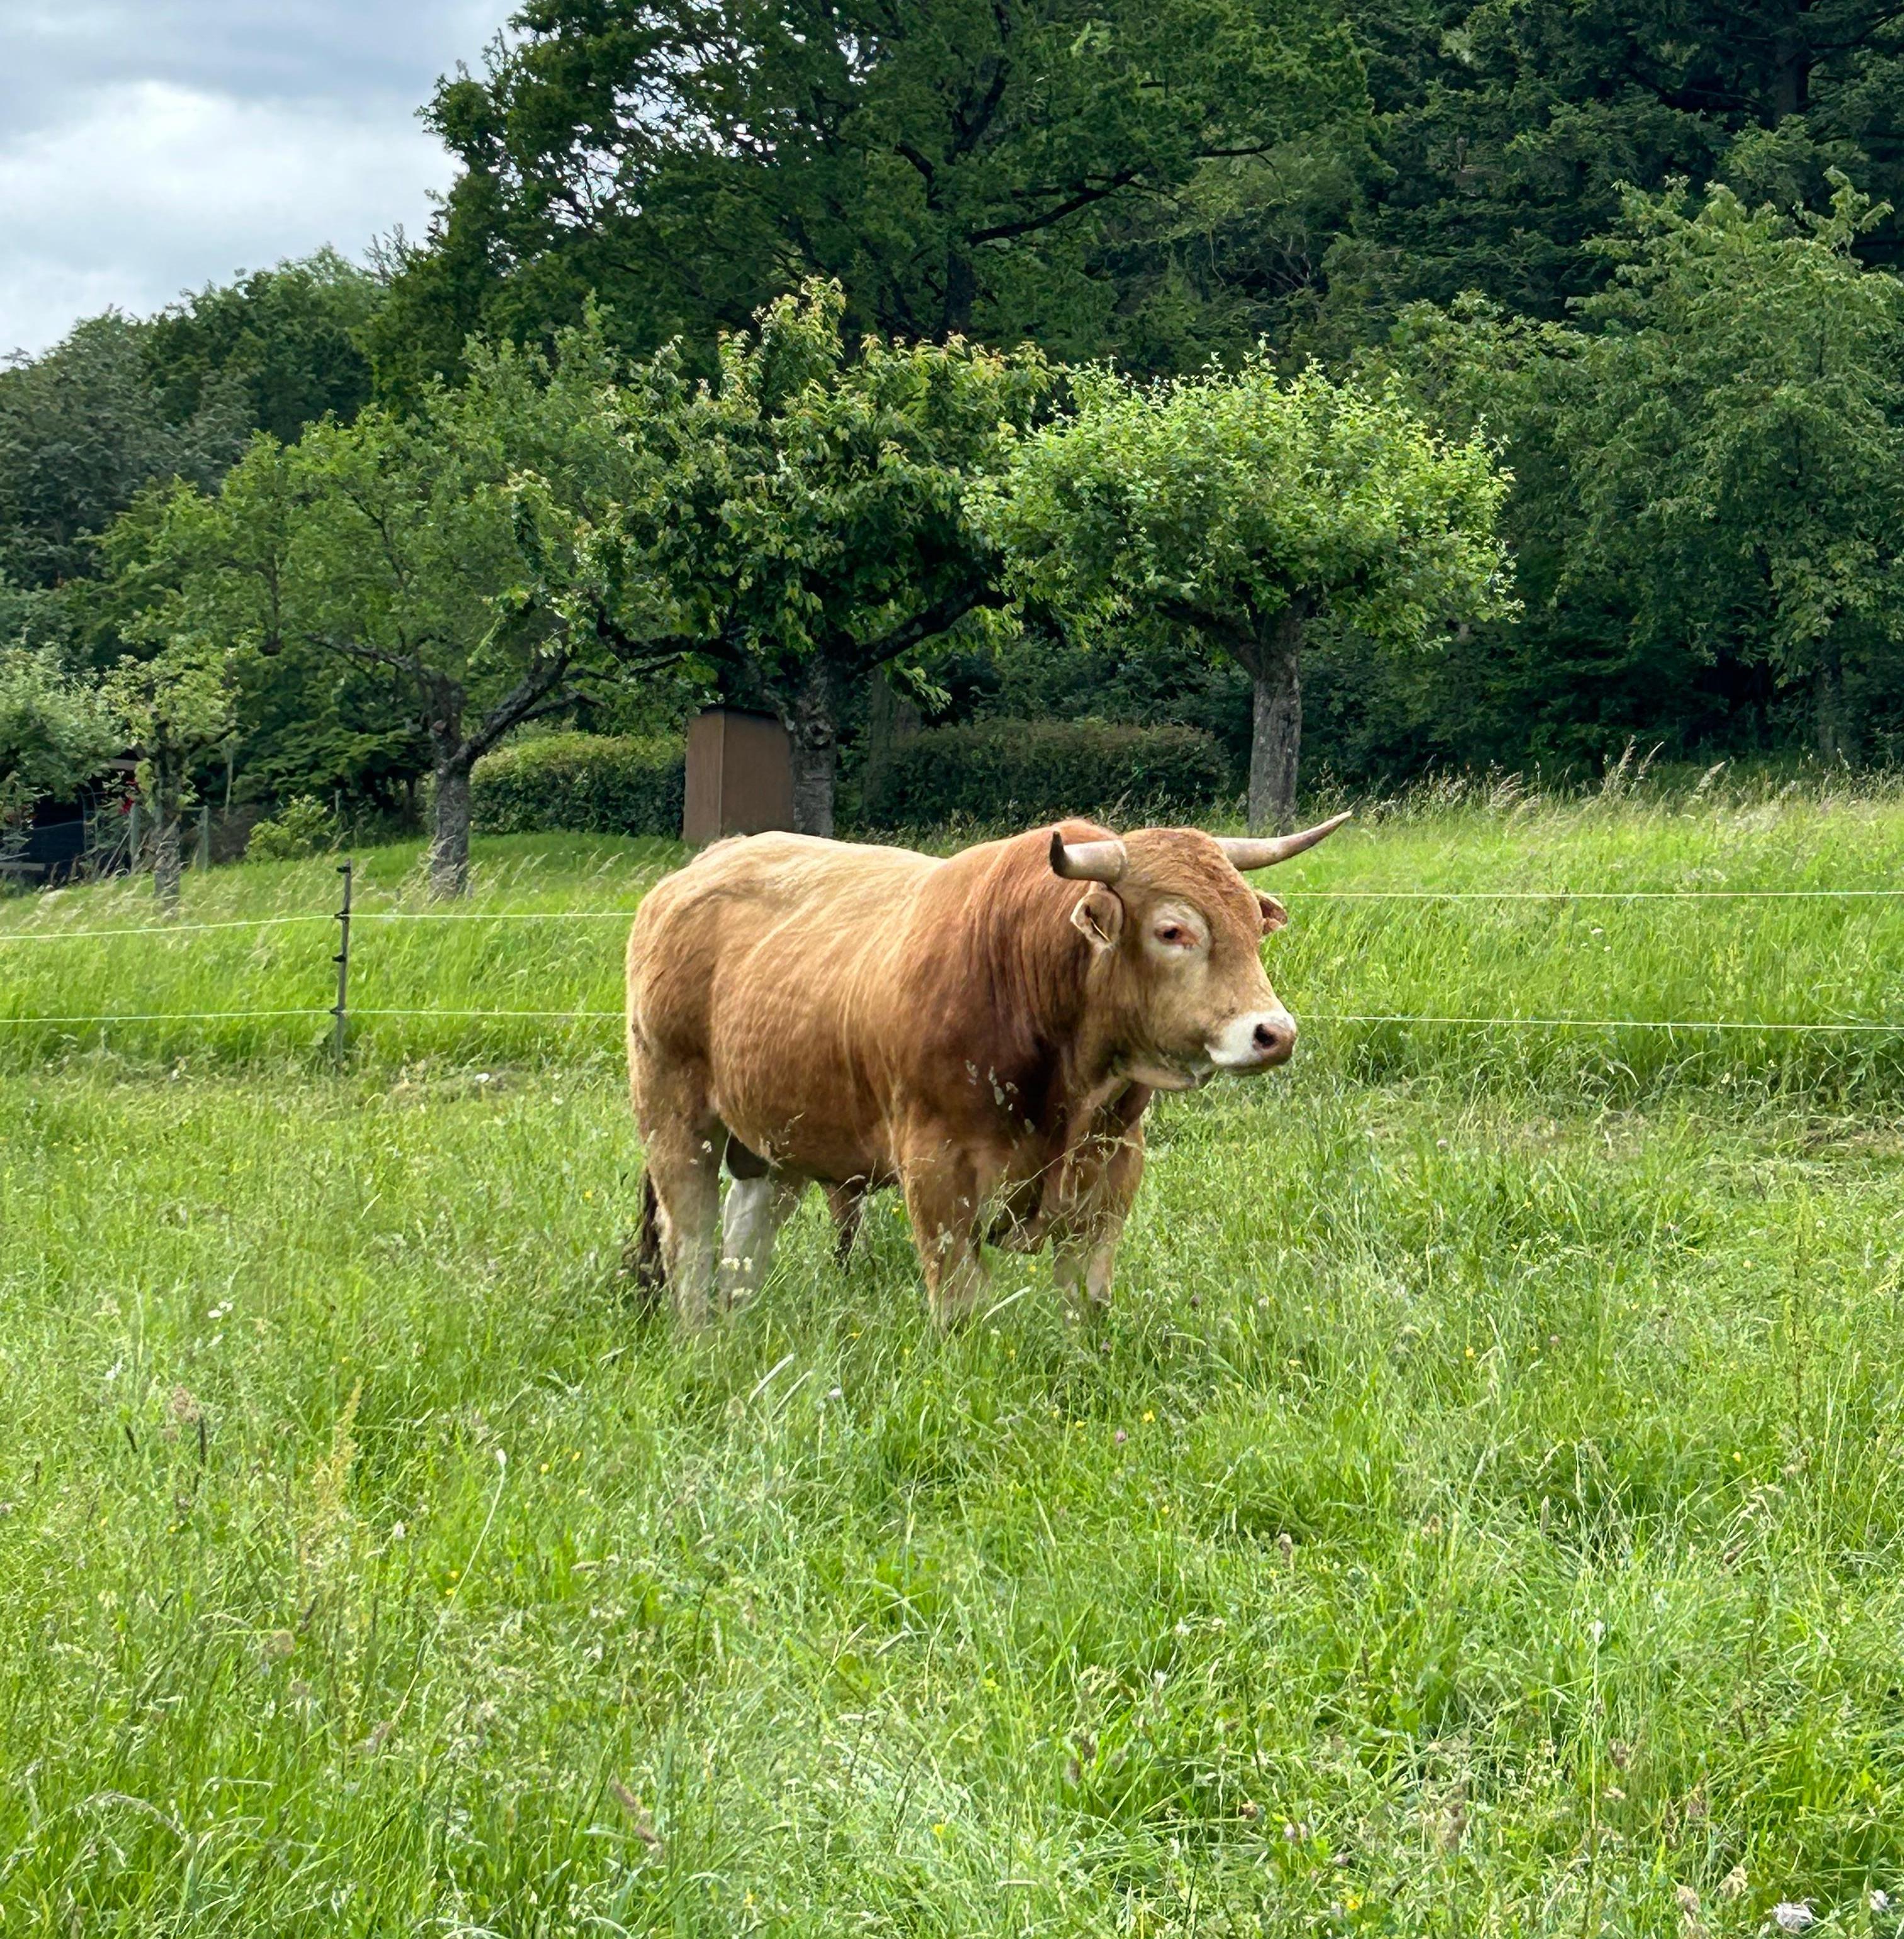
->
[628,1042,723,1327]
[719,1174,806,1308]
[825,1180,869,1265]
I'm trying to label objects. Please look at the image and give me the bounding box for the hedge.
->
[859,718,1231,830]
[471,733,684,838]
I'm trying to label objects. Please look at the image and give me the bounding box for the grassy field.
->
[4,780,1904,1934]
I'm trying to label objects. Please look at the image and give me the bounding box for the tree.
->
[987,356,1515,828]
[0,648,118,865]
[144,249,383,445]
[368,0,1365,392]
[1559,176,1904,760]
[132,317,694,898]
[0,315,247,593]
[613,281,1052,833]
[102,638,235,904]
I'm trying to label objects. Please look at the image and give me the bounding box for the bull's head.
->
[1050,813,1350,1090]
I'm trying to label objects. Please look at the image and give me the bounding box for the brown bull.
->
[624,813,1348,1326]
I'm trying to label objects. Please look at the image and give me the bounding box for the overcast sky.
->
[0,0,504,357]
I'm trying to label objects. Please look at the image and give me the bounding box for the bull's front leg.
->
[1051,1099,1147,1316]
[900,1150,993,1328]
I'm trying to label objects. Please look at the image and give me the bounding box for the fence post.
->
[195,803,211,871]
[332,859,353,1068]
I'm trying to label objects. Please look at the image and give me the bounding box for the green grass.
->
[4,784,1904,1933]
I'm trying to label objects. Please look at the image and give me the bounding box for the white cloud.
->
[0,3,495,356]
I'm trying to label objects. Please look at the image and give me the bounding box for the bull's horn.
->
[1048,828,1127,884]
[1216,812,1353,871]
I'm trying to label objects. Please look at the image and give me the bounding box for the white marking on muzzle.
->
[1207,1008,1298,1071]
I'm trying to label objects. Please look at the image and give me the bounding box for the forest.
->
[7,0,1904,887]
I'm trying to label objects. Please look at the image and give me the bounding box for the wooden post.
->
[332,859,353,1068]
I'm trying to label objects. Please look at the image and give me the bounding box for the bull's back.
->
[628,834,938,1165]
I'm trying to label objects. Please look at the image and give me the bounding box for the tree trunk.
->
[153,808,182,908]
[1247,604,1306,835]
[1771,32,1810,120]
[790,661,839,838]
[429,758,473,900]
[1815,647,1849,766]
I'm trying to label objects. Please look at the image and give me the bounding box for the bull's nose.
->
[1251,1016,1296,1064]
[1208,1007,1298,1071]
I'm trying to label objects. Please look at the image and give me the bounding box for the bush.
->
[858,719,1231,830]
[245,796,337,862]
[470,733,684,837]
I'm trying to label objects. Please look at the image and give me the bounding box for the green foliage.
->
[122,310,698,894]
[370,0,1366,392]
[1328,0,1904,340]
[1564,177,1904,759]
[144,250,382,446]
[1377,174,1904,768]
[0,315,248,592]
[576,280,1055,832]
[993,358,1514,654]
[471,733,684,837]
[101,638,234,817]
[987,354,1514,823]
[859,718,1229,828]
[243,796,339,863]
[0,646,118,840]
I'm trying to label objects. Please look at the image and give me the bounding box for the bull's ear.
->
[1257,893,1289,935]
[1070,885,1124,953]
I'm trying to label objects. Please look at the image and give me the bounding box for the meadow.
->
[3,776,1904,1935]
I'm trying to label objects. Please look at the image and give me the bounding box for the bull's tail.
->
[621,1169,667,1310]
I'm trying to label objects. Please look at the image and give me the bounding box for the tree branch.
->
[844,580,1006,672]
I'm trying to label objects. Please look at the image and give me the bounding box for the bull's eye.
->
[1155,923,1192,947]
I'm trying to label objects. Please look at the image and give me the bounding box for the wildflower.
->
[1871,1889,1890,1913]
[1238,1800,1260,1821]
[1719,1865,1749,1901]
[1142,1410,1155,1424]
[1771,1903,1813,1933]
[1676,1885,1700,1917]
[1114,1429,1128,1445]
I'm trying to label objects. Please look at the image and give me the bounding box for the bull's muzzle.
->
[1208,1008,1298,1073]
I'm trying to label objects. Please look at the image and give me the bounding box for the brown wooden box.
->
[683,707,796,845]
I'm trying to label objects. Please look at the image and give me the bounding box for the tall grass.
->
[4,779,1902,1095]
[4,781,1904,1931]
[4,1068,1904,1932]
